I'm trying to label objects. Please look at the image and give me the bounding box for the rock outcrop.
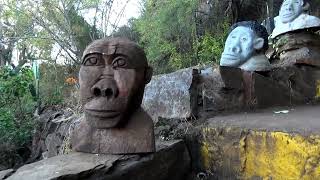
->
[28,107,80,163]
[2,140,190,180]
[271,31,320,67]
[142,68,200,122]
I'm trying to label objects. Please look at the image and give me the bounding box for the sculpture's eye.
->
[231,35,236,39]
[84,57,98,66]
[112,56,127,69]
[83,55,102,66]
[241,37,248,42]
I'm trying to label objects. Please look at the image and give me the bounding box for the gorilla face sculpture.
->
[79,38,152,129]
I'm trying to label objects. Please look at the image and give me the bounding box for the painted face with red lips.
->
[79,38,152,129]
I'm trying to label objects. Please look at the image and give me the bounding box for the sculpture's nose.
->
[229,45,241,54]
[286,4,293,11]
[91,78,119,99]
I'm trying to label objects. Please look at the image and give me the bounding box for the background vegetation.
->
[0,0,320,169]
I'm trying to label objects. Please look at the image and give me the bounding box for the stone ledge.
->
[2,140,190,180]
[207,104,320,135]
[198,104,320,179]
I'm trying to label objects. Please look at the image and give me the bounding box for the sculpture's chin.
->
[280,13,298,23]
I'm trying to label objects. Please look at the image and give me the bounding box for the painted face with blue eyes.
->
[279,0,303,23]
[79,38,152,129]
[220,26,264,67]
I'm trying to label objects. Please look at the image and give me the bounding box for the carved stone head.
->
[220,21,269,71]
[279,0,304,23]
[79,38,153,129]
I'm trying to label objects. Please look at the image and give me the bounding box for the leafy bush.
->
[0,67,36,168]
[134,0,199,74]
[133,0,231,74]
[197,22,230,65]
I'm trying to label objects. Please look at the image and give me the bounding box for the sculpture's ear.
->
[302,2,310,11]
[144,66,153,84]
[253,37,264,50]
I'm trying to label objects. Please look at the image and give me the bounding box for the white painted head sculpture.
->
[271,0,320,38]
[279,0,304,23]
[220,21,271,72]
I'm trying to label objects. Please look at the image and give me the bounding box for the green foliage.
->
[135,0,199,74]
[111,18,140,42]
[197,23,230,65]
[0,67,36,146]
[134,0,230,74]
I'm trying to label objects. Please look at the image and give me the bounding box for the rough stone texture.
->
[142,67,199,121]
[182,64,320,123]
[198,104,320,179]
[0,169,13,180]
[199,67,244,116]
[3,140,190,180]
[269,65,320,103]
[271,31,320,67]
[28,108,80,163]
[198,66,319,118]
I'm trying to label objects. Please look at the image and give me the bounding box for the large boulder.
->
[142,68,200,122]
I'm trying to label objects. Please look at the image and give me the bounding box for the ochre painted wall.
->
[201,128,320,179]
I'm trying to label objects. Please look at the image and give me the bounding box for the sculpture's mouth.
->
[281,13,293,18]
[221,53,239,61]
[85,109,121,118]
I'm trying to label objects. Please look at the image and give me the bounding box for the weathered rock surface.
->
[142,68,199,121]
[28,107,80,163]
[198,65,320,118]
[271,31,320,67]
[199,67,244,116]
[3,140,190,180]
[145,65,319,121]
[270,65,320,103]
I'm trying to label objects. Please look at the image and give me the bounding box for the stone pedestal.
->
[218,67,294,109]
[219,66,320,108]
[1,140,190,180]
[271,31,320,67]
